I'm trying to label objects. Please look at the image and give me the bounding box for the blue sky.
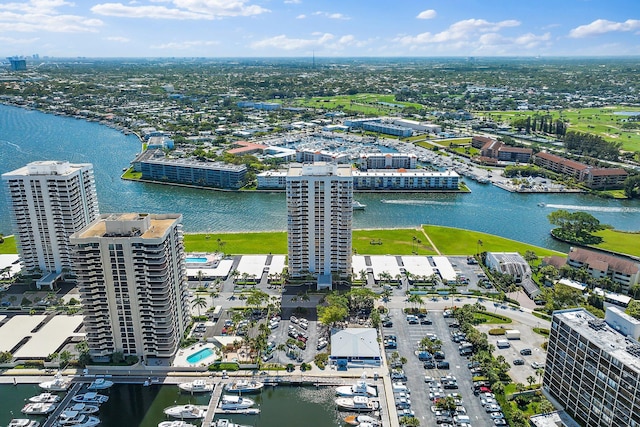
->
[1,0,639,57]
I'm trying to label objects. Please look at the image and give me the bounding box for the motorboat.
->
[178,379,213,393]
[8,420,40,427]
[352,200,366,210]
[224,380,264,393]
[158,422,196,427]
[219,395,255,410]
[163,404,207,419]
[39,373,71,391]
[87,377,114,390]
[344,415,380,425]
[335,396,379,412]
[215,420,253,427]
[336,380,377,397]
[64,403,99,414]
[21,402,57,415]
[29,392,61,403]
[72,392,109,405]
[56,410,101,427]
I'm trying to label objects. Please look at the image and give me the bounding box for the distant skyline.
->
[0,0,639,58]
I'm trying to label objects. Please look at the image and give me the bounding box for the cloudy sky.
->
[1,0,639,58]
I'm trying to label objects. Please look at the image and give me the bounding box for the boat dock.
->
[41,382,82,427]
[202,381,225,427]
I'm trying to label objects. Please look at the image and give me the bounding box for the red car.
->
[480,386,492,393]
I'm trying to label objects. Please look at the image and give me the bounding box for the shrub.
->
[488,328,506,335]
[208,362,239,371]
[314,353,328,369]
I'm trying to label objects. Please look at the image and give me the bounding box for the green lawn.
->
[121,168,142,179]
[293,93,423,116]
[0,236,17,254]
[423,225,565,257]
[474,312,512,324]
[352,229,437,255]
[184,231,287,254]
[591,229,640,257]
[477,107,640,152]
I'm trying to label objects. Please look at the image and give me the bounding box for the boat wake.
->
[0,139,30,155]
[380,199,454,206]
[543,204,640,213]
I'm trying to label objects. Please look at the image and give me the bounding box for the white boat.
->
[158,422,196,427]
[178,379,213,393]
[87,377,113,390]
[215,420,253,427]
[344,415,380,426]
[352,200,366,210]
[21,402,57,415]
[29,392,61,403]
[163,404,207,419]
[56,411,101,427]
[72,392,109,405]
[335,396,379,412]
[224,380,264,393]
[219,395,255,410]
[39,373,71,391]
[8,419,40,427]
[336,380,377,397]
[64,403,99,414]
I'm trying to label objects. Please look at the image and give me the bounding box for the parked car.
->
[531,362,545,369]
[520,348,532,356]
[512,359,525,366]
[423,361,436,369]
[436,361,450,369]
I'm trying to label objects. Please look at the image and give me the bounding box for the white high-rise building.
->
[2,161,99,289]
[69,213,189,361]
[286,163,353,289]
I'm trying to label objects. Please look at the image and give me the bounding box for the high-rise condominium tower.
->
[286,162,353,290]
[69,213,189,361]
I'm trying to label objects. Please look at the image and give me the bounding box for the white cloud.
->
[0,35,40,44]
[105,36,130,42]
[416,9,436,20]
[151,39,220,49]
[284,0,301,3]
[0,0,103,33]
[296,14,305,19]
[569,19,640,38]
[91,0,270,20]
[396,18,520,45]
[251,32,367,51]
[312,11,349,20]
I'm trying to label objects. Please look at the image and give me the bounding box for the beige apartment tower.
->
[69,213,189,361]
[2,161,99,289]
[286,163,353,289]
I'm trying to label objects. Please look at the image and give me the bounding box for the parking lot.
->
[385,308,495,427]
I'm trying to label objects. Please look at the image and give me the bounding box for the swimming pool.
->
[186,347,215,364]
[186,257,208,263]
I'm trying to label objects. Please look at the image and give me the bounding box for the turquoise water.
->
[186,347,215,364]
[1,104,639,251]
[186,257,209,263]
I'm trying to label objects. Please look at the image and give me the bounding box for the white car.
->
[490,412,505,419]
[481,398,498,407]
[485,404,502,413]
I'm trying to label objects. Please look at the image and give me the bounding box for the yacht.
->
[352,200,366,210]
[219,395,255,410]
[177,379,213,393]
[56,411,101,427]
[64,403,99,414]
[335,380,377,397]
[21,402,57,415]
[344,415,380,426]
[29,392,61,403]
[8,420,40,427]
[224,380,264,393]
[87,377,114,390]
[163,404,207,419]
[215,420,253,427]
[335,396,379,412]
[158,422,196,427]
[39,373,72,391]
[72,392,109,405]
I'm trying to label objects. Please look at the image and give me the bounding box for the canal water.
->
[0,383,341,427]
[1,104,639,250]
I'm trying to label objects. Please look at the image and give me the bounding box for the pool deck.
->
[173,343,220,368]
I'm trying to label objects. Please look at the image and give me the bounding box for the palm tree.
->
[196,270,204,289]
[191,296,207,317]
[527,375,536,387]
[407,293,423,311]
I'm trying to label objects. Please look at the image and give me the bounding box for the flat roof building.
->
[70,213,189,361]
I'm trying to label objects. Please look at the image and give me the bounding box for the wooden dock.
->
[41,383,82,427]
[202,381,225,427]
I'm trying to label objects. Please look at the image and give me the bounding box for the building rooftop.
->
[554,308,640,374]
[74,213,181,240]
[287,162,353,178]
[529,411,581,427]
[2,160,91,178]
[569,247,639,276]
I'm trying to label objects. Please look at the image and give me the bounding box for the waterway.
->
[0,383,340,427]
[1,104,639,252]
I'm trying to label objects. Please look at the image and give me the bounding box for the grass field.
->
[0,236,17,254]
[184,231,288,254]
[352,229,437,255]
[477,107,640,152]
[591,229,640,257]
[422,225,564,257]
[293,93,423,116]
